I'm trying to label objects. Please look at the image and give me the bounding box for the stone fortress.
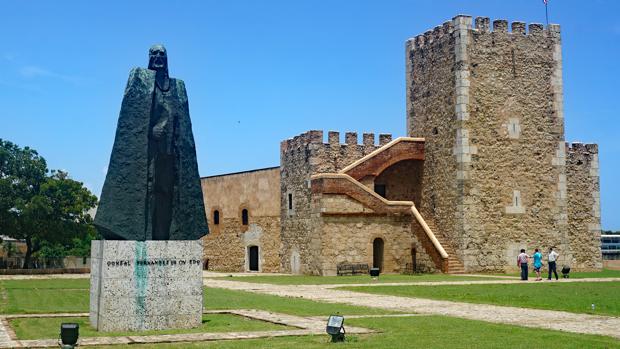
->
[201,15,602,275]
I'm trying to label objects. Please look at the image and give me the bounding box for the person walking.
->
[517,249,530,281]
[547,247,559,280]
[533,248,543,281]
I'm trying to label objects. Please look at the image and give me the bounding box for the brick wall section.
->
[567,143,602,270]
[406,16,599,272]
[342,139,424,181]
[280,130,392,274]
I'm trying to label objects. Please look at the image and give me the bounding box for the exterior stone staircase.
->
[424,220,465,274]
[313,136,466,274]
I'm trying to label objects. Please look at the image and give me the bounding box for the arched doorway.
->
[373,238,384,271]
[248,246,259,271]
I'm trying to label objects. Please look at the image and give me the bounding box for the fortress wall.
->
[406,16,594,272]
[279,130,392,275]
[406,18,461,261]
[567,143,602,270]
[201,168,281,272]
[461,17,569,271]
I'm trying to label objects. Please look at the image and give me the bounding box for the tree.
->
[0,139,97,268]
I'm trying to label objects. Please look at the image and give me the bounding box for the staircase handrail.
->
[410,205,449,259]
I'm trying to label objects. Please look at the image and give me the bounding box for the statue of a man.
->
[95,44,209,241]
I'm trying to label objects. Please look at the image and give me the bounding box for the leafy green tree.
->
[0,140,97,268]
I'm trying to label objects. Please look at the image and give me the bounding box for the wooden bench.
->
[337,263,369,276]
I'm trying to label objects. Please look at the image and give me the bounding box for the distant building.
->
[601,235,620,260]
[201,15,602,275]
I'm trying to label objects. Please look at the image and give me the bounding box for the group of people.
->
[517,247,560,281]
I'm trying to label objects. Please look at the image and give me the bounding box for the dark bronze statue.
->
[95,44,209,241]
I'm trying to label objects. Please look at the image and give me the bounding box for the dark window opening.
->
[288,193,293,210]
[242,209,249,225]
[432,127,438,135]
[213,210,220,225]
[374,184,386,198]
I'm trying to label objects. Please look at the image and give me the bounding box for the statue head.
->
[148,44,168,73]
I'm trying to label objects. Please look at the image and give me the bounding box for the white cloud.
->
[102,166,108,175]
[19,65,82,84]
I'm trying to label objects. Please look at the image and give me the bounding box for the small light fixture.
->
[59,323,79,349]
[326,314,345,342]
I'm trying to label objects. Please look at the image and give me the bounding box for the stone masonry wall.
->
[201,168,281,272]
[405,16,600,272]
[406,19,461,260]
[567,143,602,270]
[462,18,569,272]
[319,213,437,276]
[280,130,392,274]
[374,159,424,206]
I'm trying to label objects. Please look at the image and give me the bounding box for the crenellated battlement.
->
[566,142,598,170]
[281,130,395,175]
[408,15,561,51]
[567,142,598,154]
[281,130,394,153]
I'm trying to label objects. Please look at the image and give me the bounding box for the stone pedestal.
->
[89,240,203,332]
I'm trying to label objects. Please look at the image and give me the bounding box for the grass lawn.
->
[1,278,619,348]
[10,313,290,340]
[0,279,90,314]
[341,281,620,316]
[94,315,620,349]
[213,273,495,285]
[0,278,394,316]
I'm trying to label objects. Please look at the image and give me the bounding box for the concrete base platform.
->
[89,240,203,332]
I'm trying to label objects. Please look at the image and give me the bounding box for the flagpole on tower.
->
[544,0,549,26]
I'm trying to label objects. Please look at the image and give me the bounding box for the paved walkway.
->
[205,278,620,340]
[0,309,374,348]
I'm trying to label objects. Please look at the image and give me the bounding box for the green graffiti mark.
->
[134,241,148,328]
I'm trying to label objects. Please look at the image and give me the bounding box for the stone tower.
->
[406,15,601,271]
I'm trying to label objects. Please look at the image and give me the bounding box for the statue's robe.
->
[95,67,209,241]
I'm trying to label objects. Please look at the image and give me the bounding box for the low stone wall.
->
[603,260,620,270]
[0,268,89,275]
[90,240,203,332]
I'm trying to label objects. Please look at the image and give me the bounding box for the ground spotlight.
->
[326,314,345,342]
[59,323,79,348]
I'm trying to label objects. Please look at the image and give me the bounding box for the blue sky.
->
[1,0,619,229]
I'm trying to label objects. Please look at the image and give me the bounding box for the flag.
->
[543,0,548,4]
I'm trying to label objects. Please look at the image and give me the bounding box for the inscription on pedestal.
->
[90,240,203,332]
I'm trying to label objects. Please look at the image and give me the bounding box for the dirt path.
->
[205,278,620,340]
